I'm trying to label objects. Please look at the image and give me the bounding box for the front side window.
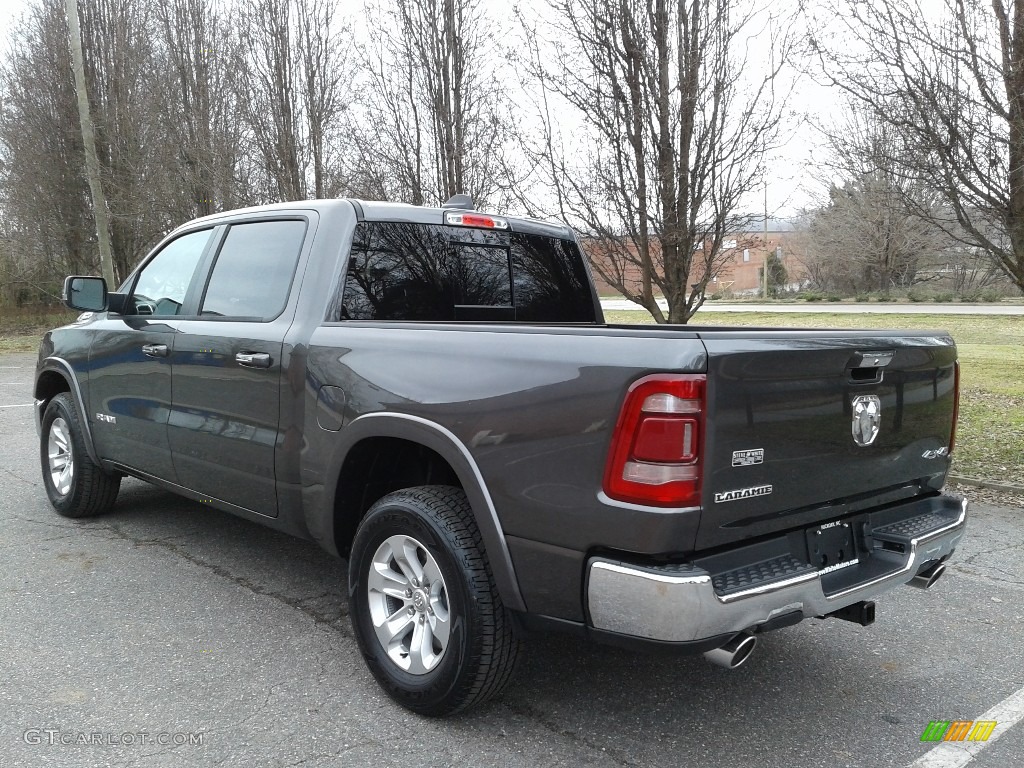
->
[340,222,595,323]
[200,220,306,320]
[130,229,213,316]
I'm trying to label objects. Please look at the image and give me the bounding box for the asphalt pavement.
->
[2,351,1022,768]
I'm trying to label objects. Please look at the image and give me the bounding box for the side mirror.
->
[63,275,108,312]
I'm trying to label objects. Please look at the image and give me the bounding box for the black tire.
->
[40,392,120,518]
[348,485,520,716]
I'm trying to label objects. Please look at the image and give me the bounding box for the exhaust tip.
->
[704,632,757,669]
[910,561,946,590]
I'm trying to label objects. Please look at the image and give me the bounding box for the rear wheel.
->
[349,486,520,716]
[40,393,120,518]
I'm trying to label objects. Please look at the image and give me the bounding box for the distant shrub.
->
[907,290,924,303]
[801,291,824,302]
[934,292,954,303]
[827,294,843,302]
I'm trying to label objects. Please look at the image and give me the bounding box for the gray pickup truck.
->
[36,197,966,715]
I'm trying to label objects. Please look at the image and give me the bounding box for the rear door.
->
[87,228,216,480]
[167,217,309,516]
[695,330,957,550]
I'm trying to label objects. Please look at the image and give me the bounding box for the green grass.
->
[4,305,1020,483]
[0,306,77,353]
[605,309,1024,484]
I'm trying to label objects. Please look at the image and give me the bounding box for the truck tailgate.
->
[695,329,957,550]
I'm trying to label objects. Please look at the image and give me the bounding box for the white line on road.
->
[908,685,1024,767]
[0,403,33,409]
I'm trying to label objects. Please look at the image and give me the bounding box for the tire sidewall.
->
[349,498,475,711]
[40,395,82,514]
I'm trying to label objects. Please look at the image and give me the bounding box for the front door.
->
[87,228,215,481]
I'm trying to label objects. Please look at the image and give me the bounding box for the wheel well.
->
[333,437,462,557]
[35,370,70,404]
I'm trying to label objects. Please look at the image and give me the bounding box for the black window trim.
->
[335,219,597,325]
[119,225,223,318]
[192,215,310,323]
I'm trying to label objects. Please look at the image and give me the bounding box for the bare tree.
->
[800,105,952,294]
[79,0,177,280]
[156,0,240,218]
[66,0,115,286]
[806,0,1024,294]
[350,0,514,208]
[521,0,793,323]
[1,0,94,300]
[236,0,305,200]
[295,0,351,199]
[234,0,352,202]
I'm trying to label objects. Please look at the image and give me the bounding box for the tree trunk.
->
[66,0,116,286]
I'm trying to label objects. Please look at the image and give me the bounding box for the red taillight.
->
[603,374,705,507]
[444,211,509,229]
[949,360,960,453]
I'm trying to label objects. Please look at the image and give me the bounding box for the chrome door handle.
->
[235,352,272,369]
[142,343,169,358]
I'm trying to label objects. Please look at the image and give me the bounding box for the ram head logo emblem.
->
[851,395,881,447]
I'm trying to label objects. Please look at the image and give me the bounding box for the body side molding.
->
[320,411,527,613]
[36,357,101,466]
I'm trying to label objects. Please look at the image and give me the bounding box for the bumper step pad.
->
[870,512,952,544]
[711,554,816,597]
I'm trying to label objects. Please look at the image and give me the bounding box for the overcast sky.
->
[0,0,848,218]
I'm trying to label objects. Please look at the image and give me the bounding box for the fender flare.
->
[35,357,102,466]
[316,412,527,613]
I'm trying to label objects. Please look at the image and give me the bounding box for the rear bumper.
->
[586,494,967,644]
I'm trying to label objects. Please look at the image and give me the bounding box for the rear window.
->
[338,221,596,323]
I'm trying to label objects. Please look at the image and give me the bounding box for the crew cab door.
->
[87,228,216,481]
[167,218,309,517]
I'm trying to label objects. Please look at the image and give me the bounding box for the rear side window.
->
[340,221,595,322]
[200,220,306,320]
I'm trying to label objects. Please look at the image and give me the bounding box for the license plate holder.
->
[806,521,855,570]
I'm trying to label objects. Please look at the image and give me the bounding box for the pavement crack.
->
[3,468,39,488]
[283,742,378,767]
[103,523,349,629]
[499,699,642,767]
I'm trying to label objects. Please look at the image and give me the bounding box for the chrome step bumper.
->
[586,495,967,644]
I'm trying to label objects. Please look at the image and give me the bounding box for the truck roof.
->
[180,198,575,240]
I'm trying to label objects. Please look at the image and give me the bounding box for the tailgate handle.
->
[848,350,894,383]
[849,350,895,369]
[236,352,272,369]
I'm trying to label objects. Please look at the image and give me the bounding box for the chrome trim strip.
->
[590,561,711,586]
[596,490,698,515]
[351,411,526,611]
[598,489,700,514]
[717,569,820,603]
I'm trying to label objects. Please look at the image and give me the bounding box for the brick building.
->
[586,218,805,297]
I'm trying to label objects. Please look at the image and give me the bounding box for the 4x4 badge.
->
[851,395,881,446]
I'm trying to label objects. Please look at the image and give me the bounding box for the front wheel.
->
[40,393,120,518]
[348,486,520,716]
